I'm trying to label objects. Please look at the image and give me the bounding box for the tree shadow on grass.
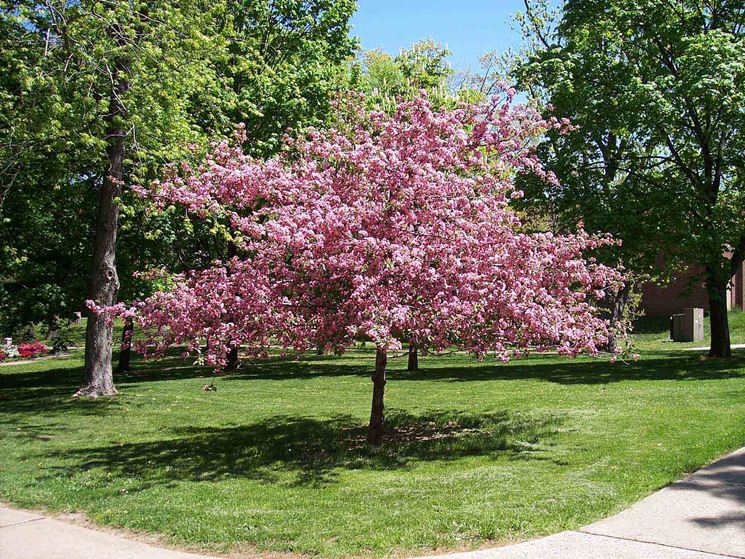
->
[2,351,743,422]
[0,348,214,390]
[43,409,562,489]
[228,352,745,385]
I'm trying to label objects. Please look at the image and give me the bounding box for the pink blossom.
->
[125,92,625,368]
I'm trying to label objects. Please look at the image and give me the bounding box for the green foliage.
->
[1,0,230,335]
[514,0,745,288]
[0,176,96,335]
[351,39,457,110]
[219,0,358,156]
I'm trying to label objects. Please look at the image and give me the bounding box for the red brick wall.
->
[640,263,744,317]
[734,261,745,311]
[640,268,711,317]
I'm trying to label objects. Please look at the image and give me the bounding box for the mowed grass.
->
[1,312,744,558]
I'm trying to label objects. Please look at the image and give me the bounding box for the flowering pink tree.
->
[131,92,623,443]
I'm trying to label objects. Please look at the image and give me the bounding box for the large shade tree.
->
[1,0,357,394]
[221,0,357,158]
[516,0,745,357]
[116,93,624,443]
[2,0,232,395]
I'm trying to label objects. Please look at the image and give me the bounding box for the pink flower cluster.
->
[121,92,623,368]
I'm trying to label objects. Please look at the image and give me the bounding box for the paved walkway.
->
[684,344,745,351]
[0,508,216,559]
[1,448,743,559]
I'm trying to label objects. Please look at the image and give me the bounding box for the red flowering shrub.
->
[17,341,49,359]
[0,350,6,361]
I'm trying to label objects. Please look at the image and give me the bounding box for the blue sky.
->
[350,0,526,72]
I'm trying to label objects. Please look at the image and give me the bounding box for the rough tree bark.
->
[77,40,129,397]
[117,317,134,373]
[707,273,731,358]
[604,282,633,353]
[407,340,418,371]
[367,348,387,444]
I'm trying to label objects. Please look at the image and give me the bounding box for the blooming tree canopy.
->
[126,91,624,442]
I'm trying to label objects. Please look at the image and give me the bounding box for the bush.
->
[17,341,49,359]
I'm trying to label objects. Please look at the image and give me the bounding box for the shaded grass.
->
[0,315,744,557]
[44,410,557,490]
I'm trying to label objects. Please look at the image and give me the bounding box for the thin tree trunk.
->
[46,316,60,342]
[707,276,731,358]
[24,323,37,341]
[117,317,134,373]
[77,46,129,397]
[225,240,240,371]
[226,347,240,371]
[407,340,418,371]
[367,348,387,444]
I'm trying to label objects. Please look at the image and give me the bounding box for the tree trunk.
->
[23,323,37,341]
[605,282,633,352]
[226,346,240,371]
[77,36,129,397]
[367,348,387,444]
[224,240,240,371]
[407,341,418,371]
[707,276,731,358]
[46,316,60,341]
[117,317,134,373]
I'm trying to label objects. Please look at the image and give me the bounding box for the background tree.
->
[351,39,454,111]
[515,0,745,357]
[3,0,235,396]
[1,0,357,388]
[218,0,357,157]
[1,2,97,340]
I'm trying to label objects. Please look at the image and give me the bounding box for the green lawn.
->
[1,312,744,558]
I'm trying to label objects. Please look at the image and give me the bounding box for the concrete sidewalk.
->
[1,448,743,559]
[427,447,745,559]
[0,508,217,559]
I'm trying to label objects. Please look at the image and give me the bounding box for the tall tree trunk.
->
[117,317,134,373]
[77,36,129,397]
[407,340,418,371]
[367,348,387,444]
[707,276,731,358]
[225,240,240,371]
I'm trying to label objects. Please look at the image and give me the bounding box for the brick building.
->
[640,261,745,317]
